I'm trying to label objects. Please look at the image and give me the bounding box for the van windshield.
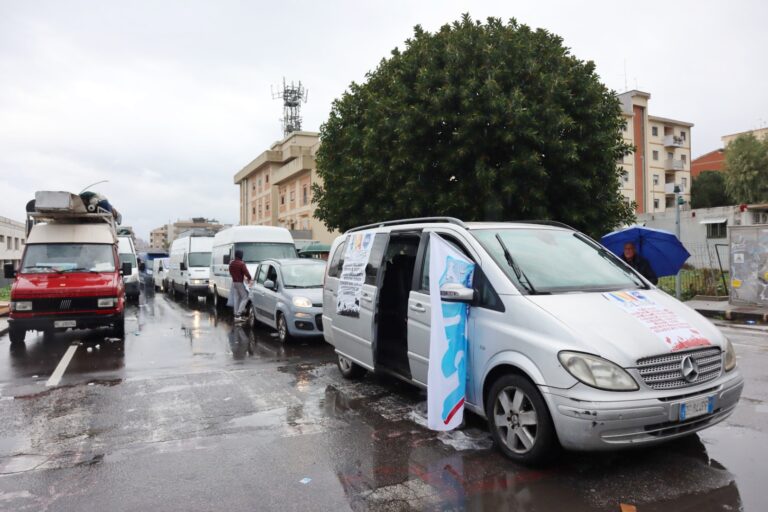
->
[188,252,211,267]
[22,244,116,273]
[472,228,645,294]
[235,243,297,262]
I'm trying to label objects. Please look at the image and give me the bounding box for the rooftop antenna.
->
[272,78,308,136]
[623,59,628,92]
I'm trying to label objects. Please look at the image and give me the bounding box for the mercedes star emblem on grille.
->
[680,355,700,383]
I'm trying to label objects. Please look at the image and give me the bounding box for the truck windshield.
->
[188,252,211,267]
[235,243,297,263]
[21,244,116,273]
[281,263,325,288]
[472,228,645,294]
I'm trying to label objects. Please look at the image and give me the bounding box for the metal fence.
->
[656,242,730,300]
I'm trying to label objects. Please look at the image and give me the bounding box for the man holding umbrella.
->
[622,242,658,285]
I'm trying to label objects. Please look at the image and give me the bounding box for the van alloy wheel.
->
[493,386,539,454]
[337,354,366,379]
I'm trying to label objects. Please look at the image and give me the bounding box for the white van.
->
[322,218,743,464]
[152,257,170,292]
[167,235,214,300]
[209,226,297,308]
[117,235,140,301]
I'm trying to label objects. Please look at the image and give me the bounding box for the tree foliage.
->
[690,171,733,209]
[314,15,635,238]
[724,134,768,204]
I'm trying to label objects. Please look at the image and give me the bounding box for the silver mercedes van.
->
[321,218,743,464]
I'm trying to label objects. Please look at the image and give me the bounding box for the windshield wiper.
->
[495,234,538,295]
[61,267,98,273]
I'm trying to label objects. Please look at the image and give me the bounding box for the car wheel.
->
[337,353,366,379]
[249,306,260,329]
[277,314,291,344]
[8,327,26,345]
[486,374,560,465]
[185,286,191,303]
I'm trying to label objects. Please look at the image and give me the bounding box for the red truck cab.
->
[4,197,128,345]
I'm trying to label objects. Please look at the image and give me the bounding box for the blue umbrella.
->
[601,226,690,277]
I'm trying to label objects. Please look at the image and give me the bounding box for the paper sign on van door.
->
[603,291,711,352]
[336,231,375,317]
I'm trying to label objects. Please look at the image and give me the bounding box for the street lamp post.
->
[674,185,682,299]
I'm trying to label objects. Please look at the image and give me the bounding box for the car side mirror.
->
[223,254,231,264]
[121,262,132,276]
[180,262,187,271]
[264,279,276,291]
[3,263,16,279]
[440,283,475,303]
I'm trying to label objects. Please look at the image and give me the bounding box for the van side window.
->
[364,234,388,285]
[327,240,346,278]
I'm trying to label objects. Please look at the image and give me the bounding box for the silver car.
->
[321,218,743,465]
[247,258,325,343]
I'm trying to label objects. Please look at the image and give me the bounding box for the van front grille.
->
[636,347,722,390]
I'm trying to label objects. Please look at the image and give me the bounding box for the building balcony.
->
[664,158,685,171]
[663,135,686,148]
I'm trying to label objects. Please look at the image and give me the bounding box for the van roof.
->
[213,225,294,246]
[343,218,572,235]
[27,223,117,244]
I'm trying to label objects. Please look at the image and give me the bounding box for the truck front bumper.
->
[9,311,123,332]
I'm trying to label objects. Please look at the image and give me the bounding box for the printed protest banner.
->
[603,290,712,352]
[336,230,375,317]
[427,233,475,431]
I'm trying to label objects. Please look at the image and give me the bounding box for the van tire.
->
[337,354,366,379]
[485,373,560,466]
[212,288,221,309]
[9,327,26,345]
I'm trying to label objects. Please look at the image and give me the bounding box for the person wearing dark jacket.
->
[228,249,252,323]
[622,242,658,285]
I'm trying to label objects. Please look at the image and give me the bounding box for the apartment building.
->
[233,131,336,245]
[149,218,226,249]
[618,90,693,214]
[0,216,26,272]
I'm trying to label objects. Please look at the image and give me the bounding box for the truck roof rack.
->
[346,217,468,233]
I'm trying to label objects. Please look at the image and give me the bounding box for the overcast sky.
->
[1,0,766,240]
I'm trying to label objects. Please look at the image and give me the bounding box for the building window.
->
[265,174,269,184]
[280,195,285,205]
[653,174,659,186]
[7,238,11,250]
[290,190,295,202]
[667,152,673,160]
[252,207,255,214]
[0,235,4,243]
[302,185,309,205]
[652,126,658,137]
[266,199,270,212]
[653,198,660,209]
[706,222,726,239]
[681,177,687,191]
[680,131,686,141]
[681,154,687,163]
[621,170,629,183]
[652,150,659,161]
[15,238,19,250]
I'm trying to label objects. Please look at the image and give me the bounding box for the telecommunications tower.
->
[272,78,308,136]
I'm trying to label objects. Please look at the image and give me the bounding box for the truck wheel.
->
[485,374,560,466]
[112,314,125,338]
[9,327,26,345]
[337,354,366,379]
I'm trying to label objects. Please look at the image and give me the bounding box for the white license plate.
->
[54,320,76,328]
[680,395,714,421]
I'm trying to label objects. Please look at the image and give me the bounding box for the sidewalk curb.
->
[712,321,768,333]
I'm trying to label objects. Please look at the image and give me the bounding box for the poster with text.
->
[336,231,375,317]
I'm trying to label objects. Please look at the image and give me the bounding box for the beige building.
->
[233,131,337,245]
[149,218,226,249]
[0,216,25,271]
[721,127,768,147]
[618,90,693,214]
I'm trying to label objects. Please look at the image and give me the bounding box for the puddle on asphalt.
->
[0,454,48,474]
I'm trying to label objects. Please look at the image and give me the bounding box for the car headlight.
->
[12,301,32,311]
[723,337,737,372]
[292,296,313,308]
[98,297,118,308]
[558,351,639,391]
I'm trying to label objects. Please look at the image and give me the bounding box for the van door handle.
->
[409,303,426,313]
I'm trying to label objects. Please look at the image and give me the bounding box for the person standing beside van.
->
[622,242,658,285]
[229,249,252,322]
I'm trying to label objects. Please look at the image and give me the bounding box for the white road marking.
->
[45,344,79,387]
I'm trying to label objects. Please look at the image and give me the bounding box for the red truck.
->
[3,192,128,345]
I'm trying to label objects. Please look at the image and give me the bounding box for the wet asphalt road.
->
[0,287,766,512]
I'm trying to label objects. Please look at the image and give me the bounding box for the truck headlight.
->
[558,351,639,391]
[723,338,737,372]
[98,298,117,308]
[12,301,32,311]
[292,296,313,308]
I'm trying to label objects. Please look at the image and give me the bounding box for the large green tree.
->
[690,171,733,209]
[314,15,635,237]
[724,133,768,203]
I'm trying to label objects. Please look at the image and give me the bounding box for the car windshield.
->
[472,228,645,294]
[236,242,297,262]
[188,252,211,267]
[281,263,325,288]
[21,244,116,273]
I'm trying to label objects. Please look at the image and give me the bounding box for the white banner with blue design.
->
[427,232,475,431]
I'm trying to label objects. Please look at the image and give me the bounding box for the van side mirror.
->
[121,262,132,276]
[3,263,16,279]
[264,279,276,291]
[223,254,231,264]
[180,262,187,271]
[440,283,475,303]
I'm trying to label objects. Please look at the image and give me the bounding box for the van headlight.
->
[292,296,313,308]
[723,338,737,372]
[558,351,639,391]
[12,301,33,311]
[98,297,118,308]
